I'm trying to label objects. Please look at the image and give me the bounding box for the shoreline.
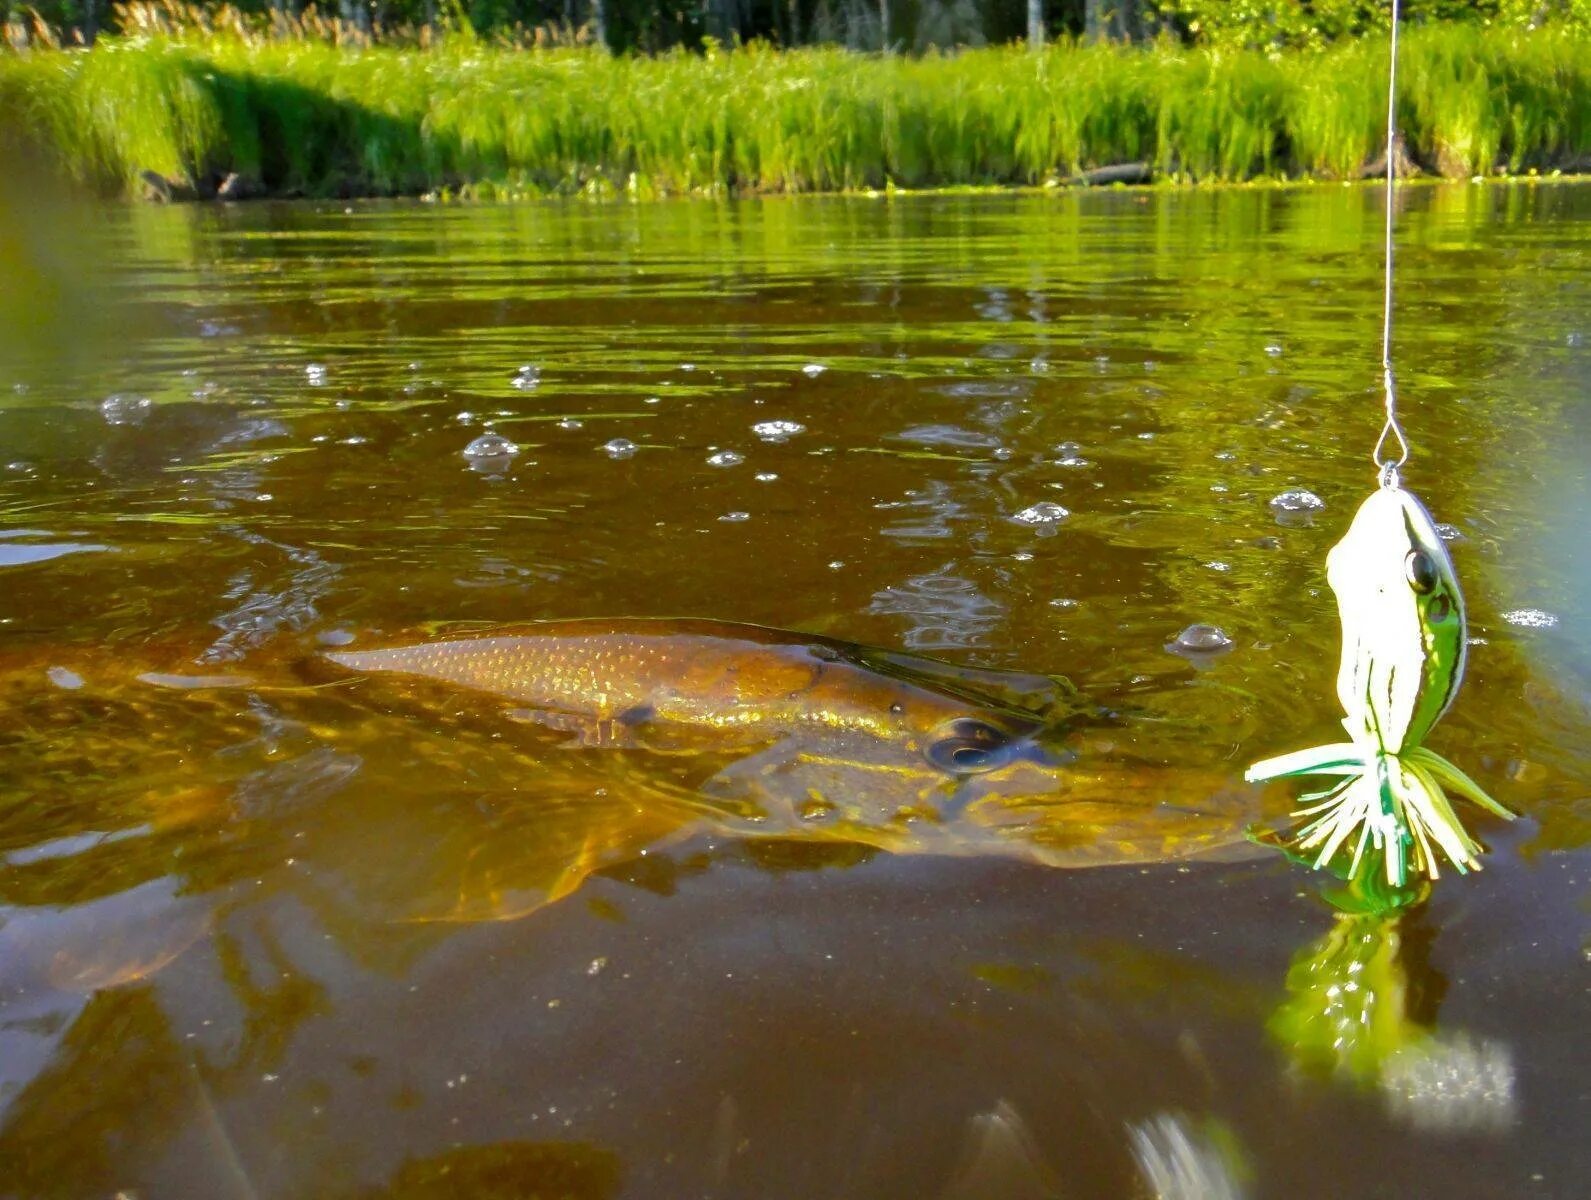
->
[142,170,1591,207]
[5,27,1586,204]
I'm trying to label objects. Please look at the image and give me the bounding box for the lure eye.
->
[926,718,1011,774]
[1428,593,1452,623]
[1405,549,1439,595]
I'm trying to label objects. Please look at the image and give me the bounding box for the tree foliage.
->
[6,0,1588,51]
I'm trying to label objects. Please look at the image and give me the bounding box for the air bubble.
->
[601,438,638,460]
[1011,502,1070,530]
[1054,438,1090,468]
[707,450,744,468]
[1269,488,1325,526]
[1167,624,1234,665]
[462,433,519,462]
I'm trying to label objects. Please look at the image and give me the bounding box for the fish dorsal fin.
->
[840,644,1082,723]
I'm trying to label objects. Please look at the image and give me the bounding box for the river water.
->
[0,185,1587,1198]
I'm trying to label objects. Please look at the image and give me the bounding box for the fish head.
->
[945,725,1263,866]
[702,708,1256,868]
[1325,485,1466,752]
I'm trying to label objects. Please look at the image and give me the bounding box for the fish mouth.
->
[947,743,1251,824]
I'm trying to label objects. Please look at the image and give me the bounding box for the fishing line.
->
[1245,0,1515,889]
[1373,0,1410,484]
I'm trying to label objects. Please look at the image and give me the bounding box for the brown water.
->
[0,185,1587,1199]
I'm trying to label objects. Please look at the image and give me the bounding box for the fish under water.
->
[312,618,1267,870]
[0,617,1272,991]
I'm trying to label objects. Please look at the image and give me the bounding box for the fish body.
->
[323,618,1059,752]
[322,618,1259,869]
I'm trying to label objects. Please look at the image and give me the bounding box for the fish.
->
[318,618,1265,870]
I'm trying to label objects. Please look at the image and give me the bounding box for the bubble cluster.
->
[100,394,153,426]
[752,420,806,441]
[1501,609,1559,629]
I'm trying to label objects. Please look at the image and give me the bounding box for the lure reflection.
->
[1268,871,1518,1135]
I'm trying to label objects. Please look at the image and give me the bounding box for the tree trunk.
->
[1086,0,1143,42]
[878,0,888,50]
[590,0,607,47]
[82,0,98,45]
[705,0,731,44]
[1028,0,1043,51]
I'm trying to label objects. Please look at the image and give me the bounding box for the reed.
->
[1,19,1585,199]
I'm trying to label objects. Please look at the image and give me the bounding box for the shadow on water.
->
[214,68,468,200]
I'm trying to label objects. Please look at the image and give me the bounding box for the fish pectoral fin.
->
[503,706,640,749]
[698,737,814,820]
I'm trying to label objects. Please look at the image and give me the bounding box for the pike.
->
[316,618,1264,869]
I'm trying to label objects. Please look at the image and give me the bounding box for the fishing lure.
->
[1246,481,1515,885]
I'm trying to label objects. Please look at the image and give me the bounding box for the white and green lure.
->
[1246,482,1515,885]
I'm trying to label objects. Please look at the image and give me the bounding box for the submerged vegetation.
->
[1,14,1587,199]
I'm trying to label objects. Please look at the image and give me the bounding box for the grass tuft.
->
[1,23,1586,199]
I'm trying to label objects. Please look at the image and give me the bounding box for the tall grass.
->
[1,23,1586,199]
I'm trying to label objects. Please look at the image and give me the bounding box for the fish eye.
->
[925,718,1011,775]
[1405,549,1439,595]
[1428,593,1452,622]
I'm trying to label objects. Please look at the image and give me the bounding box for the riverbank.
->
[1,25,1586,201]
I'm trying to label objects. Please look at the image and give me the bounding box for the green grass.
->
[1,25,1586,199]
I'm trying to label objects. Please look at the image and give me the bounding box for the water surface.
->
[1,185,1587,1198]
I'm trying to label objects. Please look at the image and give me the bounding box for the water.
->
[1,185,1588,1199]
